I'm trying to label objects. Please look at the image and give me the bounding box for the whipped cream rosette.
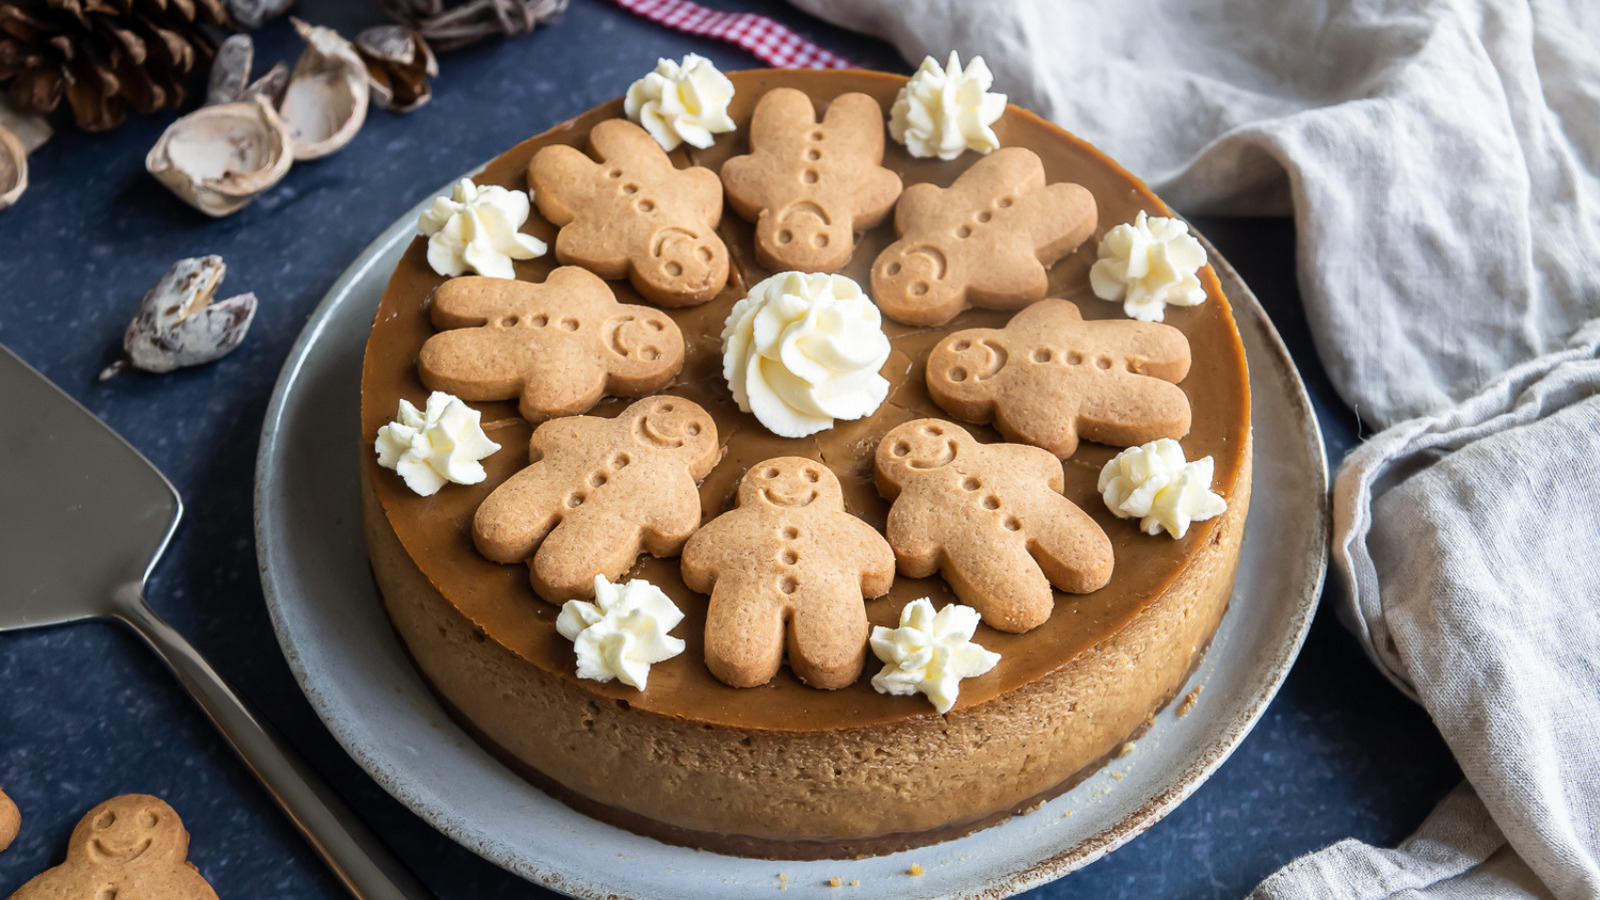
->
[721,270,892,438]
[889,51,1007,161]
[556,576,687,690]
[1099,438,1227,538]
[624,53,737,151]
[375,390,501,496]
[1090,211,1208,322]
[417,177,547,279]
[871,598,1001,714]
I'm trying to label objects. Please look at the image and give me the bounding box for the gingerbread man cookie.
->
[529,118,730,307]
[875,419,1112,633]
[870,146,1096,326]
[474,396,719,602]
[682,458,895,690]
[10,794,217,900]
[926,299,1191,458]
[418,267,684,423]
[721,88,903,273]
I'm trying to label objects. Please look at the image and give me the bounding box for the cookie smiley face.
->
[739,457,844,510]
[11,794,218,900]
[879,418,962,472]
[75,795,183,868]
[602,309,678,380]
[626,395,716,456]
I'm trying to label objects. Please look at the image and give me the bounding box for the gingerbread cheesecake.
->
[360,65,1251,859]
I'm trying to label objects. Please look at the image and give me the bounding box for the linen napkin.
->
[785,0,1600,896]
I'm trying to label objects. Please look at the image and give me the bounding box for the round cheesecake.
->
[360,68,1251,860]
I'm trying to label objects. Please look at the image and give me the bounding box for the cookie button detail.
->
[556,576,687,689]
[721,271,892,439]
[623,54,736,152]
[1098,439,1226,539]
[870,598,1000,714]
[889,52,1006,161]
[1090,211,1209,322]
[417,177,547,279]
[375,391,501,497]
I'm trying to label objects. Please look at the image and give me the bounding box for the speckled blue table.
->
[0,1,1462,897]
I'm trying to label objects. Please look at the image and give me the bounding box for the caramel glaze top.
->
[361,69,1251,733]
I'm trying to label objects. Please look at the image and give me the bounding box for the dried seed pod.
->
[279,18,369,161]
[100,256,258,380]
[0,124,26,211]
[226,0,297,31]
[244,61,291,107]
[146,97,294,217]
[356,25,437,114]
[207,34,256,106]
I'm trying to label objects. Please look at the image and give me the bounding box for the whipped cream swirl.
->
[1089,211,1208,322]
[721,271,892,439]
[556,576,687,690]
[871,598,1000,714]
[375,391,501,497]
[1098,438,1227,539]
[889,52,1007,161]
[624,54,737,151]
[417,177,547,279]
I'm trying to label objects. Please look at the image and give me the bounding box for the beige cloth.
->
[787,1,1600,897]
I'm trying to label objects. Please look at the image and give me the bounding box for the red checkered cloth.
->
[610,0,855,69]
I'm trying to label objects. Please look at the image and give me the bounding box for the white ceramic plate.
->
[255,191,1328,900]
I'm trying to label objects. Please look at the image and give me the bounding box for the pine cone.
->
[0,0,233,132]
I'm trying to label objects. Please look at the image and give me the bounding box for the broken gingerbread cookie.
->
[721,88,902,273]
[682,457,895,690]
[418,266,684,423]
[870,146,1096,326]
[10,794,217,900]
[529,118,729,307]
[926,298,1191,458]
[874,419,1112,633]
[474,395,719,602]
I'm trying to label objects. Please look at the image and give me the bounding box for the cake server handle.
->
[114,583,435,900]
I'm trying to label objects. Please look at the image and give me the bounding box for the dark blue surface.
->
[0,1,1459,897]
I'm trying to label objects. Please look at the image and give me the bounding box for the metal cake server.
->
[0,344,432,900]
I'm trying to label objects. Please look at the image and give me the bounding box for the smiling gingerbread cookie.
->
[529,118,729,307]
[11,794,217,900]
[721,88,903,273]
[418,266,685,423]
[926,298,1192,458]
[682,457,895,690]
[474,395,720,602]
[875,419,1113,633]
[871,147,1096,326]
